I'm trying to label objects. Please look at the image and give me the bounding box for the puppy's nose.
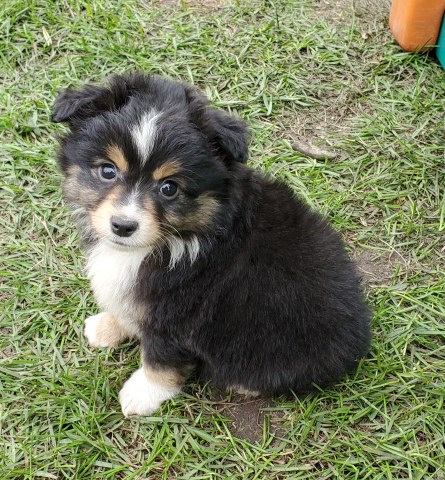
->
[110,216,139,237]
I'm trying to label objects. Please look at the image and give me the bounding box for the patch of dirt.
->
[185,0,227,8]
[212,390,286,443]
[315,0,353,23]
[283,108,358,152]
[282,0,391,149]
[353,0,391,20]
[353,248,398,286]
[160,0,227,11]
[316,0,390,24]
[0,291,13,303]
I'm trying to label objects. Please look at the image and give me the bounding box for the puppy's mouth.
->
[106,237,151,251]
[109,238,132,247]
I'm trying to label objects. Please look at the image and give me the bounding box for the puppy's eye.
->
[160,180,178,199]
[99,163,117,181]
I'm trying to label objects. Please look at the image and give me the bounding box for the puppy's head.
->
[53,74,248,263]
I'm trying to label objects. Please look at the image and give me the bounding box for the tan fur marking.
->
[90,187,122,233]
[186,193,220,229]
[142,196,159,232]
[165,193,219,231]
[131,196,161,245]
[63,165,93,203]
[106,145,128,172]
[152,159,182,181]
[65,164,82,180]
[142,195,156,215]
[93,312,128,347]
[143,364,190,388]
[192,193,219,228]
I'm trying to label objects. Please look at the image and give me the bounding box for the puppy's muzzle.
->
[111,216,139,237]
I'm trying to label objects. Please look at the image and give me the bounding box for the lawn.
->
[1,0,444,478]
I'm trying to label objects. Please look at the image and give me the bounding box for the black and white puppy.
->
[52,73,371,417]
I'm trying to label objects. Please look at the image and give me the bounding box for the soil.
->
[160,0,227,10]
[353,248,396,286]
[212,389,286,443]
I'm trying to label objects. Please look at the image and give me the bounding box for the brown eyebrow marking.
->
[106,145,128,172]
[152,159,182,181]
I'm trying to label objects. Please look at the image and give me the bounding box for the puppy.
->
[52,73,371,417]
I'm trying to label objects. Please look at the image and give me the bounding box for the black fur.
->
[53,73,371,396]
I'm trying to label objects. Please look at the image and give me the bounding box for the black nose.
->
[110,216,139,237]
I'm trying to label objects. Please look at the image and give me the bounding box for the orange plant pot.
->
[389,0,445,52]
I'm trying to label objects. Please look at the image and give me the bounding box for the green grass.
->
[1,0,445,478]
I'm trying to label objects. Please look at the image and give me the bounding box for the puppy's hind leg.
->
[84,311,129,348]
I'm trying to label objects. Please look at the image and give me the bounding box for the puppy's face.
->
[53,74,248,256]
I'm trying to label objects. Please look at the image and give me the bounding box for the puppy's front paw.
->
[84,312,125,348]
[119,368,181,417]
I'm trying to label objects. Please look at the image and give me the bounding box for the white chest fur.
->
[85,243,150,336]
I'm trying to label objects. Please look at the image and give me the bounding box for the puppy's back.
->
[190,174,371,394]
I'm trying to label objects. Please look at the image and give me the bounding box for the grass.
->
[1,0,444,478]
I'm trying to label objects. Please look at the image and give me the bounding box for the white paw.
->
[119,368,180,417]
[83,312,118,348]
[83,312,105,347]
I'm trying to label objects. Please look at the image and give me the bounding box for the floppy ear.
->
[52,73,153,126]
[205,108,249,165]
[185,86,249,165]
[51,84,113,125]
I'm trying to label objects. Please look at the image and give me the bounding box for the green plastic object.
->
[436,15,445,69]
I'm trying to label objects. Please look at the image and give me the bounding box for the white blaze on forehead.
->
[131,110,162,165]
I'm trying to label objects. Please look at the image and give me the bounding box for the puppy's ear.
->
[52,84,113,125]
[52,74,150,126]
[186,86,249,165]
[205,109,249,165]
